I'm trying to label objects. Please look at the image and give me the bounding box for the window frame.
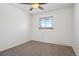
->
[39,16,53,29]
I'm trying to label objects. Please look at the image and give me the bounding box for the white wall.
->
[32,7,73,46]
[0,4,31,51]
[72,4,79,56]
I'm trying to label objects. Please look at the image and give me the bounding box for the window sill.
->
[39,27,53,29]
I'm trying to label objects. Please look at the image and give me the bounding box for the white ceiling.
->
[9,3,73,14]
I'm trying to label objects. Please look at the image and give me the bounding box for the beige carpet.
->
[0,40,76,56]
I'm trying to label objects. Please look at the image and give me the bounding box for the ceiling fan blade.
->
[39,3,47,5]
[38,6,44,10]
[20,3,32,5]
[29,7,33,11]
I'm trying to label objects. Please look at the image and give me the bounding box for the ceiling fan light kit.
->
[32,3,39,9]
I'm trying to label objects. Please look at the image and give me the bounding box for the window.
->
[39,16,53,29]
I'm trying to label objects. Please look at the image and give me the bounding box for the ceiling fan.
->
[20,3,47,11]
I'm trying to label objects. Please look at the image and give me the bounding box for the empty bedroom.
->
[0,3,79,56]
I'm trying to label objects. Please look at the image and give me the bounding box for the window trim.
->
[39,16,53,29]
